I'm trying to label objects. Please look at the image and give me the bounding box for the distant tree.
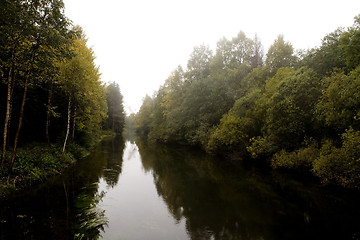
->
[185,44,213,82]
[301,28,345,77]
[265,35,296,74]
[250,34,264,68]
[230,31,253,67]
[136,95,154,137]
[106,82,125,135]
[339,15,360,72]
[215,31,254,69]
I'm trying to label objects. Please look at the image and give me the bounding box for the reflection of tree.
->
[102,136,125,187]
[74,185,108,240]
[136,139,360,240]
[0,137,125,239]
[73,136,125,239]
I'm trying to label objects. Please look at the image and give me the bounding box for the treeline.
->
[135,15,360,188]
[0,0,125,172]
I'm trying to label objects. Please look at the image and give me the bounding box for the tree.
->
[230,31,253,67]
[214,31,255,70]
[106,82,125,134]
[1,0,70,171]
[316,67,360,134]
[339,15,360,72]
[185,44,213,82]
[264,67,321,151]
[250,34,264,68]
[301,28,345,77]
[59,36,107,152]
[206,90,263,156]
[265,35,296,74]
[160,66,184,118]
[136,95,154,137]
[313,128,360,188]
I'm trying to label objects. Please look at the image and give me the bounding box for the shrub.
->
[271,143,319,170]
[313,128,360,188]
[247,136,276,159]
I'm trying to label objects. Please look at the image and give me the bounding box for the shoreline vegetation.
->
[0,132,116,198]
[0,1,125,198]
[1,0,359,200]
[134,15,360,189]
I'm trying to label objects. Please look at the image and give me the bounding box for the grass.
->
[0,143,81,198]
[0,131,117,198]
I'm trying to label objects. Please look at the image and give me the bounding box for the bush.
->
[206,116,255,156]
[247,136,276,159]
[313,128,360,188]
[271,143,319,170]
[9,144,75,187]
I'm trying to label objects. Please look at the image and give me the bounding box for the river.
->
[1,136,360,239]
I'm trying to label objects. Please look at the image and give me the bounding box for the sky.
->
[62,0,360,114]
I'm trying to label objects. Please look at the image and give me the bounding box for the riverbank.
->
[0,143,79,198]
[0,132,116,198]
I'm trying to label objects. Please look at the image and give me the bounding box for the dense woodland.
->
[0,0,125,174]
[135,15,360,188]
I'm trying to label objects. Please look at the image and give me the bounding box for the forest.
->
[0,0,125,185]
[135,15,360,188]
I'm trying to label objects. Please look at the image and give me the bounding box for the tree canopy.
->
[135,15,360,188]
[0,0,125,171]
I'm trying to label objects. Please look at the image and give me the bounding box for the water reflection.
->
[0,136,125,240]
[72,136,125,239]
[136,139,360,240]
[102,136,126,187]
[98,142,188,240]
[1,137,360,240]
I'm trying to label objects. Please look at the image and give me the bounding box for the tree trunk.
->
[7,68,16,147]
[62,95,71,153]
[9,72,30,171]
[72,105,76,139]
[46,81,53,145]
[112,106,115,132]
[1,48,15,169]
[8,47,37,172]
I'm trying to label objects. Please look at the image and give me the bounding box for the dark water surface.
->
[1,137,360,239]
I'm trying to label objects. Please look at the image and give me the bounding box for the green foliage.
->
[316,67,360,133]
[105,82,125,134]
[313,128,360,188]
[264,67,294,97]
[74,187,108,240]
[301,28,345,77]
[135,17,360,188]
[135,95,155,137]
[10,145,74,186]
[66,141,90,159]
[207,89,263,156]
[207,115,255,155]
[264,67,321,151]
[339,15,360,71]
[0,1,122,191]
[59,36,108,136]
[247,136,276,159]
[265,35,297,74]
[271,141,319,170]
[185,44,213,82]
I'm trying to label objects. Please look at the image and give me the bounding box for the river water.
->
[1,137,360,239]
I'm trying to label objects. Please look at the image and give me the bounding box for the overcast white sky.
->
[62,0,360,114]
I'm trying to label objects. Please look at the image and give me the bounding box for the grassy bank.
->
[0,131,116,198]
[0,143,78,197]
